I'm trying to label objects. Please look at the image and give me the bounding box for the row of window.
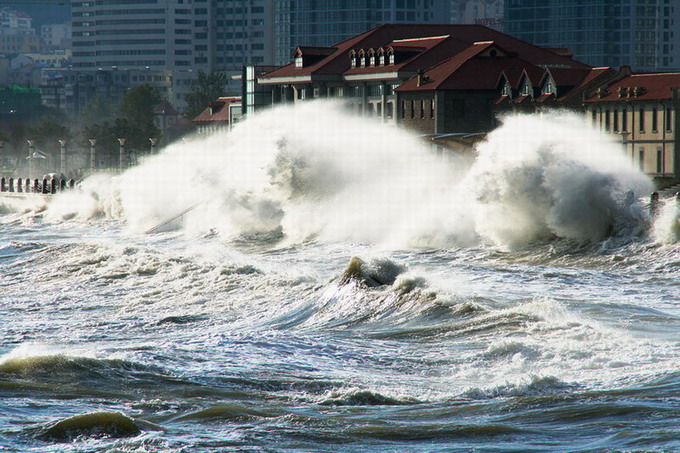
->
[637,146,667,174]
[596,106,673,133]
[400,99,435,120]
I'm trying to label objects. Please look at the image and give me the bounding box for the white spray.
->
[462,111,653,249]
[43,103,653,250]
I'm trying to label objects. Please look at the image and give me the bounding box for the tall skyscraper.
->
[71,0,209,71]
[503,0,680,72]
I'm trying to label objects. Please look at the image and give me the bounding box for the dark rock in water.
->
[341,256,406,287]
[157,314,206,325]
[321,390,412,406]
[37,411,141,442]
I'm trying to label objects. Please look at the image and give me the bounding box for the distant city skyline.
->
[504,0,680,72]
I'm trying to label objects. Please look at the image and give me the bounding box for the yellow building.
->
[584,71,680,179]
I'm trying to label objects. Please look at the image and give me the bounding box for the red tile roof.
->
[556,67,616,102]
[154,100,178,116]
[396,42,551,92]
[192,96,241,123]
[584,72,680,103]
[259,23,589,82]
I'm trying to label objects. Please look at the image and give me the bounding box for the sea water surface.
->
[1,103,679,452]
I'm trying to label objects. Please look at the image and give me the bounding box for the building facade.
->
[192,96,242,134]
[585,72,680,179]
[504,0,680,72]
[258,24,605,138]
[0,8,44,54]
[453,0,503,30]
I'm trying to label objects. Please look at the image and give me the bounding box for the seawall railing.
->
[0,177,77,195]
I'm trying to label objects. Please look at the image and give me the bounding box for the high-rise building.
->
[451,0,503,30]
[211,0,275,94]
[503,0,680,72]
[0,8,44,54]
[273,0,451,65]
[70,1,275,103]
[71,0,209,72]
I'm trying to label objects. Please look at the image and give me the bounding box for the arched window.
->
[377,48,385,66]
[368,49,375,66]
[502,80,511,97]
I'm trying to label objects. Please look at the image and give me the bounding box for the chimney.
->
[417,69,424,87]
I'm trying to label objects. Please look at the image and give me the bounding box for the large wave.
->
[42,102,654,250]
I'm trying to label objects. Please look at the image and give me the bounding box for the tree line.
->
[0,71,227,168]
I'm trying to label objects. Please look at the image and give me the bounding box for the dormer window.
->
[368,49,375,66]
[521,80,532,96]
[358,50,366,67]
[349,50,357,68]
[295,56,303,68]
[387,49,395,65]
[378,48,385,66]
[543,80,554,95]
[502,81,511,97]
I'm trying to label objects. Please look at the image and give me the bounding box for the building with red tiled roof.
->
[192,96,242,135]
[154,100,179,136]
[258,23,615,137]
[585,70,680,178]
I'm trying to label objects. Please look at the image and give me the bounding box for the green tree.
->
[184,71,227,119]
[79,93,117,127]
[121,84,161,125]
[28,120,71,156]
[81,86,162,160]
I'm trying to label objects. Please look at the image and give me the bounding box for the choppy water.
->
[1,104,679,452]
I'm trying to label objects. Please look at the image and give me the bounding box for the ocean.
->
[1,102,679,452]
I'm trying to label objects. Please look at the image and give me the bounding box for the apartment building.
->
[0,8,44,54]
[585,72,680,179]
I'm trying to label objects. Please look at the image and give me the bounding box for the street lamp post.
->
[118,138,126,171]
[27,140,35,179]
[58,139,67,176]
[89,139,97,173]
[149,138,158,155]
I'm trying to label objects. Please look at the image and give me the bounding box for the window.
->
[613,110,619,132]
[622,109,628,132]
[420,100,425,119]
[639,147,645,171]
[544,80,554,95]
[657,147,663,173]
[639,107,645,132]
[666,107,672,131]
[430,99,435,118]
[410,100,415,119]
[652,108,658,131]
[605,110,610,131]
